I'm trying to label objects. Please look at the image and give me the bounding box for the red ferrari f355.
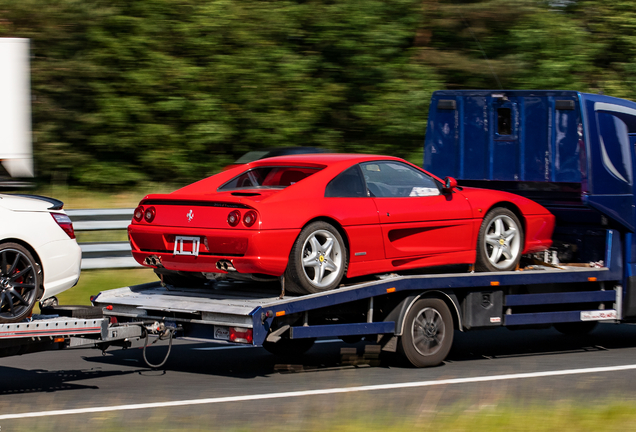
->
[128,154,554,294]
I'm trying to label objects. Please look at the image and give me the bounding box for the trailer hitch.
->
[141,321,179,369]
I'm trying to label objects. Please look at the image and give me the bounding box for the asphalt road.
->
[2,322,636,430]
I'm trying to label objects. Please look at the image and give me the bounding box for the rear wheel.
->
[285,222,348,294]
[0,243,40,323]
[398,298,454,367]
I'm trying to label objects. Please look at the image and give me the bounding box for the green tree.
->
[415,0,591,90]
[567,0,636,99]
[0,0,439,187]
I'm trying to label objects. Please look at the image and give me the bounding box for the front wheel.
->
[475,208,524,272]
[0,243,40,323]
[285,222,348,294]
[398,298,454,367]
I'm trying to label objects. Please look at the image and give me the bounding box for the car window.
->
[361,161,440,198]
[219,166,322,191]
[325,166,367,198]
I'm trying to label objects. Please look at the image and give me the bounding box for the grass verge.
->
[8,398,636,431]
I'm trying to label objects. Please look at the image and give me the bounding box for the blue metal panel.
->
[462,96,489,179]
[423,95,459,178]
[576,94,636,231]
[425,90,584,182]
[505,311,589,326]
[290,322,395,339]
[251,306,269,346]
[491,96,520,180]
[261,230,622,320]
[523,96,551,181]
[505,290,615,307]
[553,96,583,182]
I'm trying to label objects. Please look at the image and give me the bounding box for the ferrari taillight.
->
[243,210,257,227]
[227,210,241,227]
[51,213,76,239]
[144,206,156,223]
[133,206,144,222]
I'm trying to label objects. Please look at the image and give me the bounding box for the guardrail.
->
[66,208,140,270]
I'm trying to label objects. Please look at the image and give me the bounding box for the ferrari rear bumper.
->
[128,224,300,276]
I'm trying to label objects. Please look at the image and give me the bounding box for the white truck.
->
[0,38,34,182]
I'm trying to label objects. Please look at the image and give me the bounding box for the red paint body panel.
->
[373,192,474,259]
[128,154,555,279]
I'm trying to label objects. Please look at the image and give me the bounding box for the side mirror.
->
[443,176,458,192]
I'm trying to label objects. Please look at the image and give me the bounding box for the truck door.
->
[490,95,520,180]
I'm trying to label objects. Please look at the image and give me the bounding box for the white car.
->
[0,194,81,323]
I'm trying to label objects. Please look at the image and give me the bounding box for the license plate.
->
[581,310,617,321]
[173,236,200,256]
[214,326,230,341]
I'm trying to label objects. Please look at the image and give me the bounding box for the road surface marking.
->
[3,363,636,420]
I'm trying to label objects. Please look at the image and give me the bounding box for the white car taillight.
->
[51,213,76,239]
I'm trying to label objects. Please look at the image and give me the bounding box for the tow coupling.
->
[142,320,179,369]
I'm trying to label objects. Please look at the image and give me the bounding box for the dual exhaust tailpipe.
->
[145,255,235,272]
[216,260,236,272]
[144,255,163,267]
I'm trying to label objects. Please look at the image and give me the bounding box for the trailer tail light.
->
[144,206,156,223]
[227,210,241,227]
[229,327,253,344]
[51,213,76,239]
[133,206,144,222]
[243,210,257,227]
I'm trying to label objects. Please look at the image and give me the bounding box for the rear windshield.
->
[218,166,323,191]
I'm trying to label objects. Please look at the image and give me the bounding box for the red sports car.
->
[128,154,554,294]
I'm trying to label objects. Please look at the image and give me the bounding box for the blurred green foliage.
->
[0,0,633,188]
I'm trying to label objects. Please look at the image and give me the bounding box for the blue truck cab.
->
[424,90,636,318]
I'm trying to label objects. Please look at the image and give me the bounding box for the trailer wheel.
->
[285,222,348,294]
[475,208,524,272]
[398,298,454,367]
[262,338,315,357]
[0,243,40,323]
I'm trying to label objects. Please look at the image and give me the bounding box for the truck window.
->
[597,112,632,185]
[497,108,512,136]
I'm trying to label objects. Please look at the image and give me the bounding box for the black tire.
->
[0,243,40,323]
[262,338,315,357]
[554,321,598,335]
[40,305,104,319]
[475,208,524,272]
[398,298,454,367]
[285,221,348,294]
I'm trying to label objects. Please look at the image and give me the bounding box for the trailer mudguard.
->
[384,290,462,337]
